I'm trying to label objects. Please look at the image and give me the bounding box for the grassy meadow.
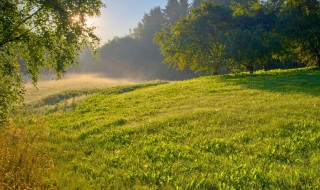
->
[2,68,320,189]
[24,74,134,103]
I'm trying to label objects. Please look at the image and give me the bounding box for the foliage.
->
[277,0,320,67]
[0,73,24,126]
[192,0,204,7]
[133,7,166,40]
[155,0,320,74]
[163,0,189,24]
[192,0,232,7]
[15,67,320,189]
[155,3,233,74]
[80,36,194,80]
[79,0,195,80]
[0,0,105,125]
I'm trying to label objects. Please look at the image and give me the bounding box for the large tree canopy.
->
[0,0,104,125]
[155,3,233,74]
[155,0,320,75]
[277,0,320,67]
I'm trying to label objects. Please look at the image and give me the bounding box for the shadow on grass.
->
[219,67,320,96]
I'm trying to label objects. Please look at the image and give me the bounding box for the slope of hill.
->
[14,68,320,189]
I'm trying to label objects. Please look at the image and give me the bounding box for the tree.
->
[155,3,233,74]
[0,0,105,125]
[133,7,166,41]
[163,0,190,24]
[155,0,297,74]
[179,0,190,16]
[163,0,181,24]
[192,0,232,7]
[192,0,204,7]
[278,0,320,67]
[226,28,265,73]
[225,0,286,73]
[82,1,195,81]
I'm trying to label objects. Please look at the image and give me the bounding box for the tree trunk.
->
[246,65,254,74]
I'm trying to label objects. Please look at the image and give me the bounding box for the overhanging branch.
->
[0,5,45,49]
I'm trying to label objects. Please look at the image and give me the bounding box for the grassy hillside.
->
[8,68,320,189]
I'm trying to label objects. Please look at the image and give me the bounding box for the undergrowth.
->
[0,120,54,189]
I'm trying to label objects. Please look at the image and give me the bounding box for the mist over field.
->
[24,73,136,103]
[76,41,195,81]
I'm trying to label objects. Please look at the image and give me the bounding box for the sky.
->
[88,0,191,45]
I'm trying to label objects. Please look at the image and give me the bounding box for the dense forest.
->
[79,0,319,78]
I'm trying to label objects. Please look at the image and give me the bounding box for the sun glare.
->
[86,16,97,27]
[71,14,80,23]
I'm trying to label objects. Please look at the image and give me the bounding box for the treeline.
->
[155,0,320,74]
[79,0,319,79]
[79,0,196,80]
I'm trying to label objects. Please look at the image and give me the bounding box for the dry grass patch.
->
[0,121,54,189]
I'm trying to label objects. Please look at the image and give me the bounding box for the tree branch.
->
[0,5,45,49]
[0,19,44,49]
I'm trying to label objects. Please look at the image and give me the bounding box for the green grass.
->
[15,67,320,189]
